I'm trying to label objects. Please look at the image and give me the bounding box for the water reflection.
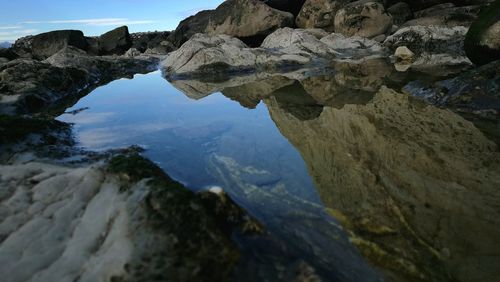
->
[58,61,500,281]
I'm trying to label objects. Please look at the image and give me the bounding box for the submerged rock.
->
[464,0,500,65]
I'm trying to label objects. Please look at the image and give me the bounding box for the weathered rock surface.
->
[296,0,346,31]
[402,3,481,27]
[0,152,259,282]
[464,0,500,65]
[384,25,471,68]
[266,86,500,282]
[130,31,172,52]
[0,47,158,115]
[168,0,294,47]
[97,26,132,55]
[404,59,500,118]
[162,28,391,77]
[26,30,88,60]
[334,0,392,38]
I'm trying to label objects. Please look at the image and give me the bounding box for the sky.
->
[0,0,225,42]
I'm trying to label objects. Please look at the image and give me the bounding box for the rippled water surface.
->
[58,69,500,282]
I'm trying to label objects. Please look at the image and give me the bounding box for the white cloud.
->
[21,18,155,26]
[0,29,37,41]
[0,26,23,30]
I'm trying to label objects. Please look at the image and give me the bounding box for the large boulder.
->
[168,0,294,47]
[402,3,482,27]
[130,31,172,52]
[387,2,413,25]
[464,0,500,65]
[385,0,493,12]
[97,26,132,55]
[260,0,307,16]
[205,0,294,44]
[334,0,392,38]
[296,0,347,31]
[27,30,88,60]
[384,25,471,70]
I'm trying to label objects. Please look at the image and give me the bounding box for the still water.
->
[58,68,500,282]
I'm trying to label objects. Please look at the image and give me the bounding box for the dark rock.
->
[0,48,19,60]
[260,0,307,16]
[97,26,132,55]
[385,0,493,12]
[168,10,212,47]
[0,47,158,115]
[27,30,87,60]
[387,2,413,25]
[464,0,500,65]
[404,59,500,117]
[130,31,172,52]
[402,3,482,27]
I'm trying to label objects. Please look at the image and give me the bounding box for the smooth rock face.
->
[464,0,500,65]
[334,0,392,38]
[97,26,132,55]
[296,0,345,31]
[28,30,88,60]
[320,33,388,58]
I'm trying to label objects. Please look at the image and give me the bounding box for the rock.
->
[402,4,482,27]
[384,25,468,56]
[0,47,158,115]
[334,0,393,38]
[394,46,414,62]
[144,40,176,55]
[296,0,346,32]
[0,152,254,282]
[204,0,294,44]
[386,0,492,12]
[259,0,307,16]
[162,30,328,77]
[321,33,388,58]
[265,85,500,282]
[130,31,171,52]
[97,26,132,55]
[0,48,19,60]
[125,48,141,57]
[404,59,500,117]
[464,0,500,65]
[261,27,335,57]
[168,10,213,47]
[28,30,88,60]
[168,0,294,47]
[387,2,413,25]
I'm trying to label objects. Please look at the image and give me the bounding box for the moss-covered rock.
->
[464,0,500,65]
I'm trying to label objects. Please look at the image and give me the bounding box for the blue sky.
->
[0,0,225,42]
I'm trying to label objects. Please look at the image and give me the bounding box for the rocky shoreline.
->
[1,0,500,281]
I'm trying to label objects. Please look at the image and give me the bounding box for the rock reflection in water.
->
[169,62,500,281]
